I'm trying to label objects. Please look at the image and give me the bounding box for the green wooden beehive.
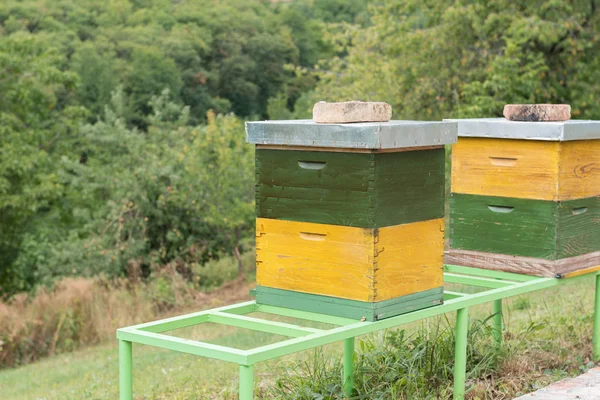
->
[446,118,600,277]
[246,119,457,320]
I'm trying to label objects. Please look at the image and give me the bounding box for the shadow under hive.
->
[246,119,457,321]
[446,118,600,277]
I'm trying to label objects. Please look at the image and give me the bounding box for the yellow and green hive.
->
[446,118,600,277]
[246,119,457,321]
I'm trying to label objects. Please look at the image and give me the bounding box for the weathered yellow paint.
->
[560,264,600,279]
[452,137,600,201]
[376,218,444,300]
[256,217,444,302]
[451,138,559,200]
[559,140,600,200]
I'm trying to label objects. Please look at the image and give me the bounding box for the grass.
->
[1,276,598,399]
[0,252,256,369]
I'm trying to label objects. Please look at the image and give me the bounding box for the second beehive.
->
[447,119,600,277]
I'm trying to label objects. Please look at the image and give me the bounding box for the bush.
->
[9,89,255,293]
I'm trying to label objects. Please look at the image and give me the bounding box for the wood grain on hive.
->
[452,138,600,201]
[446,118,600,277]
[256,148,445,227]
[247,119,457,321]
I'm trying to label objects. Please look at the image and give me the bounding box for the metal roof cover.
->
[445,118,600,141]
[246,119,457,149]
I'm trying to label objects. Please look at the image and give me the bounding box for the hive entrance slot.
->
[298,161,327,170]
[299,232,327,241]
[572,207,588,215]
[487,205,514,213]
[489,156,518,167]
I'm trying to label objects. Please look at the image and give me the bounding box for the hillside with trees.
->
[1,0,599,377]
[0,0,368,297]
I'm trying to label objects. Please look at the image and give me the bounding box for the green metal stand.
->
[492,299,502,350]
[117,265,600,400]
[594,274,600,361]
[119,340,132,400]
[453,308,468,400]
[343,337,355,397]
[239,365,254,400]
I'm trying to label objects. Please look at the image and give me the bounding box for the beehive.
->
[246,120,457,321]
[446,118,600,277]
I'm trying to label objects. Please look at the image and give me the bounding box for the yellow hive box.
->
[256,217,444,303]
[452,137,600,201]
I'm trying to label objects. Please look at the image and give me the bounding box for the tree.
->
[0,32,84,295]
[312,0,600,120]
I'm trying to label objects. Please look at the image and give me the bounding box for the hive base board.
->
[254,286,443,322]
[445,249,600,278]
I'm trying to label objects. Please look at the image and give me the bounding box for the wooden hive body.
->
[451,138,600,201]
[247,120,457,321]
[256,148,445,227]
[447,119,600,277]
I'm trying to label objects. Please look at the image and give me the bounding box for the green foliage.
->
[0,0,372,296]
[0,0,351,125]
[0,32,85,293]
[269,318,499,399]
[29,90,254,286]
[513,296,532,311]
[312,0,600,120]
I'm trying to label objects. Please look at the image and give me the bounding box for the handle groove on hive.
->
[298,161,327,170]
[489,157,518,167]
[299,232,327,241]
[487,205,514,213]
[572,206,588,215]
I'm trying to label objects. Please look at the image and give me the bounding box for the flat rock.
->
[313,101,392,124]
[504,104,571,122]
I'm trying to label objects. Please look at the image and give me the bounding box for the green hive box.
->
[255,148,445,228]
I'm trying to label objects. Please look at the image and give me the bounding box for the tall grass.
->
[266,302,596,400]
[0,252,255,368]
[267,317,499,400]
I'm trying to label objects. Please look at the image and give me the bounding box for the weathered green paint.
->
[119,340,133,400]
[449,194,556,259]
[557,196,600,258]
[256,149,445,228]
[373,149,445,227]
[254,286,443,321]
[449,194,600,259]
